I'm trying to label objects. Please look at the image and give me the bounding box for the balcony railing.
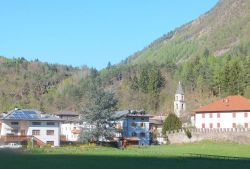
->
[0,135,46,146]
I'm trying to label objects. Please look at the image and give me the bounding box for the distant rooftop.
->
[193,95,250,113]
[1,109,61,121]
[56,111,79,116]
[112,110,152,120]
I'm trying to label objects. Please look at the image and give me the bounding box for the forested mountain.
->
[0,57,79,112]
[0,0,249,115]
[125,0,250,65]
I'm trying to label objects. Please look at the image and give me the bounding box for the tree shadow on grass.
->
[1,151,250,169]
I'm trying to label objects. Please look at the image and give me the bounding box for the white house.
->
[57,112,81,142]
[0,109,61,146]
[149,115,167,144]
[174,82,186,117]
[193,96,250,129]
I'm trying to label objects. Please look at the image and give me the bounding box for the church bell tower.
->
[174,81,186,117]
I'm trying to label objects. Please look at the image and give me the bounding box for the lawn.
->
[1,141,250,169]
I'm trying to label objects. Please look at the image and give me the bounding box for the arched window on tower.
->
[176,96,178,101]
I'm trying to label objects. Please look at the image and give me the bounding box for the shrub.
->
[184,128,192,139]
[162,113,182,135]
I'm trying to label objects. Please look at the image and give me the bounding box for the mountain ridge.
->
[126,0,250,65]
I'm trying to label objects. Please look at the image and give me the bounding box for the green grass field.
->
[1,141,250,169]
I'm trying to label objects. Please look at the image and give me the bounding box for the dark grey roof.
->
[176,81,184,95]
[62,116,81,123]
[149,119,163,125]
[56,111,79,116]
[111,110,152,120]
[1,109,61,121]
[111,110,129,120]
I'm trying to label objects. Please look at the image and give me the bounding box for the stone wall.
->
[168,128,250,144]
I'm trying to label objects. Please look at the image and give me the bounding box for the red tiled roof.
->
[192,95,250,113]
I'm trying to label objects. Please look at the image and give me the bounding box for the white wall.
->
[195,111,250,129]
[27,122,60,146]
[60,123,80,142]
[0,120,60,146]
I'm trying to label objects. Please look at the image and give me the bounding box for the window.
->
[131,122,137,127]
[217,123,220,128]
[244,112,248,118]
[140,123,145,128]
[141,118,144,120]
[217,113,220,118]
[176,96,178,100]
[245,123,248,128]
[232,123,236,128]
[46,130,54,136]
[32,130,40,135]
[176,104,178,109]
[132,132,137,137]
[210,113,213,118]
[209,123,213,128]
[11,122,19,125]
[46,141,54,146]
[182,95,184,101]
[32,122,41,125]
[232,113,236,118]
[202,123,205,128]
[140,132,146,137]
[202,114,205,118]
[47,122,55,125]
[181,104,184,110]
[11,129,18,134]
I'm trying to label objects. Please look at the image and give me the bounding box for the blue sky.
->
[0,0,218,69]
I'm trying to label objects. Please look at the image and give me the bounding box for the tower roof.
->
[176,81,184,95]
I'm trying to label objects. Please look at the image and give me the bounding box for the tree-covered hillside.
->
[43,54,249,115]
[0,0,249,115]
[126,0,250,65]
[0,57,78,112]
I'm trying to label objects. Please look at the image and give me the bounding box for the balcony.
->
[0,135,46,146]
[0,135,30,142]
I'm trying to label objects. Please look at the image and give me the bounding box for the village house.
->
[56,112,81,143]
[193,95,250,129]
[149,115,167,144]
[112,110,151,145]
[0,109,61,147]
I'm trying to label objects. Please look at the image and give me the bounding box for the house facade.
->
[149,115,167,144]
[0,109,61,146]
[57,112,81,142]
[112,110,151,145]
[193,96,250,129]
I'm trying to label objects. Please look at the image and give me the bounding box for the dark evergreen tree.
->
[162,113,182,135]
